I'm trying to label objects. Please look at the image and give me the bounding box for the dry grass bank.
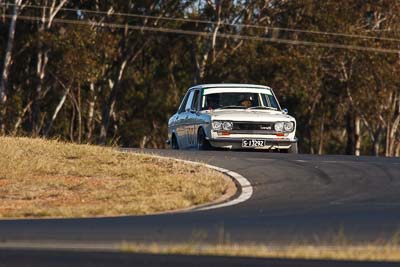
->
[121,243,400,262]
[0,137,231,218]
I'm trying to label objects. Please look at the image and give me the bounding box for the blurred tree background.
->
[1,0,400,156]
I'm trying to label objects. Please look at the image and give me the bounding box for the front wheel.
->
[280,142,298,154]
[171,135,179,150]
[197,128,211,150]
[288,142,298,154]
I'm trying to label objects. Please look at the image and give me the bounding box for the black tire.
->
[279,142,298,154]
[288,142,298,154]
[197,128,211,150]
[171,134,179,150]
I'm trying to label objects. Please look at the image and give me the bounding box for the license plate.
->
[242,139,265,148]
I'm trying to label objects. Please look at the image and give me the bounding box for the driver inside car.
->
[239,95,253,108]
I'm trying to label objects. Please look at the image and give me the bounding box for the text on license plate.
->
[242,139,265,148]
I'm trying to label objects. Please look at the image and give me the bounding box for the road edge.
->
[140,153,253,213]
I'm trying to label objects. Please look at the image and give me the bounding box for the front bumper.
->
[208,137,297,150]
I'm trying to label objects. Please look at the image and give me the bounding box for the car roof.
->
[189,83,272,90]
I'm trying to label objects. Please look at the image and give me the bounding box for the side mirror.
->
[282,108,288,114]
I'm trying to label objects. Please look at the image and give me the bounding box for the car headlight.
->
[212,121,233,131]
[274,122,284,132]
[283,122,294,132]
[222,121,233,131]
[212,121,222,131]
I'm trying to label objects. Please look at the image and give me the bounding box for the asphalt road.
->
[1,150,400,266]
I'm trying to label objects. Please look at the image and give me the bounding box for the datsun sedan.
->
[167,84,298,153]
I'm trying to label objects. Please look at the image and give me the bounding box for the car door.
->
[179,90,195,149]
[186,89,201,148]
[173,90,191,149]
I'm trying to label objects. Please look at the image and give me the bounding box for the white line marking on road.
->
[195,164,253,211]
[140,153,254,212]
[294,160,308,163]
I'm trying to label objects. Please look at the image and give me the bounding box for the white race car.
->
[167,84,298,153]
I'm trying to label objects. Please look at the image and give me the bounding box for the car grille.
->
[231,122,275,134]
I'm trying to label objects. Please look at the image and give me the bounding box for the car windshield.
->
[201,90,279,110]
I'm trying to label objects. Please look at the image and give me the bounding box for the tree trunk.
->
[386,96,400,156]
[396,143,400,157]
[31,4,47,136]
[98,42,146,144]
[388,114,400,156]
[139,135,148,149]
[191,1,222,83]
[31,47,49,136]
[354,115,361,156]
[12,100,33,136]
[77,85,82,143]
[318,112,325,155]
[69,95,75,142]
[31,0,68,136]
[373,140,380,156]
[99,59,128,144]
[44,87,70,136]
[191,42,202,84]
[372,127,382,156]
[385,123,391,157]
[0,0,22,135]
[86,82,97,142]
[346,110,362,156]
[307,110,317,154]
[346,111,355,155]
[46,0,68,29]
[210,1,222,63]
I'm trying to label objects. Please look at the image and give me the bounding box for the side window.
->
[184,90,195,111]
[261,94,271,107]
[178,91,190,113]
[268,95,279,109]
[191,90,200,111]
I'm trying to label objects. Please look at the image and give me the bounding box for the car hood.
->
[208,109,295,122]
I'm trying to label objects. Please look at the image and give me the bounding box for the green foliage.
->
[1,0,400,155]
